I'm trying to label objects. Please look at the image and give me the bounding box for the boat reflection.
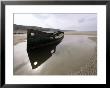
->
[27,45,57,69]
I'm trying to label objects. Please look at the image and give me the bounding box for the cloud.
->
[78,18,85,23]
[14,13,97,31]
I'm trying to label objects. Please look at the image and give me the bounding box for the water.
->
[14,35,96,75]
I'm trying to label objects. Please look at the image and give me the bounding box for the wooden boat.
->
[27,28,64,69]
[27,28,64,52]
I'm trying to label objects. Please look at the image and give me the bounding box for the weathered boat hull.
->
[27,29,64,69]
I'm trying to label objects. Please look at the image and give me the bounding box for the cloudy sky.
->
[14,13,97,31]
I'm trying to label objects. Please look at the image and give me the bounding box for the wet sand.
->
[14,35,97,75]
[14,34,27,45]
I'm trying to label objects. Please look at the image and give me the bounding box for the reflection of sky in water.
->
[14,14,97,31]
[14,35,96,75]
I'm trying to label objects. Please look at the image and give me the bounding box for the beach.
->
[13,32,97,75]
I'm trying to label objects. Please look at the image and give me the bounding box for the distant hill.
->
[13,24,60,34]
[61,30,77,32]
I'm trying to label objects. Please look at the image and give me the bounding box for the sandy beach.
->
[13,33,97,75]
[14,34,27,45]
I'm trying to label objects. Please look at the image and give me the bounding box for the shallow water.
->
[14,35,96,75]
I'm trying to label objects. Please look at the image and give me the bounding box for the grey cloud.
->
[14,13,97,31]
[78,18,85,23]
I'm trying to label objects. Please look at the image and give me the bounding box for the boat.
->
[27,28,64,52]
[27,28,64,69]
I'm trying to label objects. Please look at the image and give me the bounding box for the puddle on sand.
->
[14,35,97,75]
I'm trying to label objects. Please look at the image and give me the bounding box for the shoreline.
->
[14,34,97,75]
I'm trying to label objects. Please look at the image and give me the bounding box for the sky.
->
[14,13,97,31]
